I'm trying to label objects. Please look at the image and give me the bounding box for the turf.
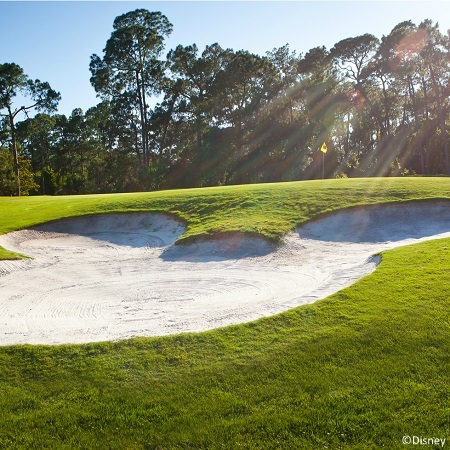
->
[0,177,449,449]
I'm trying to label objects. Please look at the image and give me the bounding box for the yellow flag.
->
[320,142,328,153]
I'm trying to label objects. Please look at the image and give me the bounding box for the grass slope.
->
[0,177,449,449]
[1,177,450,260]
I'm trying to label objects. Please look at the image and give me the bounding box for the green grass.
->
[0,177,449,449]
[0,248,27,260]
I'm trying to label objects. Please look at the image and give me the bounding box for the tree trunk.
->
[7,106,20,196]
[196,116,203,154]
[346,111,351,157]
[42,154,46,195]
[141,76,149,167]
[135,71,147,167]
[421,75,429,174]
[381,77,390,136]
[407,75,425,174]
[288,96,294,124]
[429,65,450,175]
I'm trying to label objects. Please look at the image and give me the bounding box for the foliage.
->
[0,63,60,195]
[0,147,15,194]
[0,147,38,196]
[90,9,173,168]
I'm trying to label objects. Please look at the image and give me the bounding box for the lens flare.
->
[390,28,429,69]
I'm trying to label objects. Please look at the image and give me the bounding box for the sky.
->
[2,1,450,117]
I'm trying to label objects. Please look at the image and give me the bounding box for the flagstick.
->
[322,151,324,179]
[320,142,327,179]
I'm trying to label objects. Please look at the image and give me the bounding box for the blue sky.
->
[2,1,450,116]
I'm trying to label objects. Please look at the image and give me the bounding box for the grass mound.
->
[1,177,450,259]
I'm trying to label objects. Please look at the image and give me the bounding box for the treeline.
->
[1,10,450,196]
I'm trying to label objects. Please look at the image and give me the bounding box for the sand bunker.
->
[0,201,449,345]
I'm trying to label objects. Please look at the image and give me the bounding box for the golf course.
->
[0,177,449,449]
[3,2,450,447]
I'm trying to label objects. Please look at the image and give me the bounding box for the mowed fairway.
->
[0,177,449,449]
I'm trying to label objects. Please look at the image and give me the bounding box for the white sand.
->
[0,201,449,345]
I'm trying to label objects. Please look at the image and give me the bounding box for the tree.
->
[214,51,282,182]
[16,113,58,194]
[90,9,172,168]
[376,21,428,172]
[167,43,227,156]
[266,44,300,123]
[330,35,379,170]
[419,20,450,175]
[330,34,379,87]
[0,146,38,196]
[0,63,60,195]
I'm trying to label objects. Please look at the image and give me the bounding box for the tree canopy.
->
[0,62,60,195]
[1,10,449,196]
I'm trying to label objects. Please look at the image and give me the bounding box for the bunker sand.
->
[0,202,449,345]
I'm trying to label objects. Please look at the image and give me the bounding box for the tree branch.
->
[12,102,39,119]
